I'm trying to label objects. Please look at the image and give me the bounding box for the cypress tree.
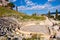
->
[55,9,58,19]
[16,6,18,12]
[48,11,50,18]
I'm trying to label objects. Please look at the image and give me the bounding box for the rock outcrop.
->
[0,17,21,36]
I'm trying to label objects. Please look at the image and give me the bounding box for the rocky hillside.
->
[0,17,21,36]
[0,6,46,36]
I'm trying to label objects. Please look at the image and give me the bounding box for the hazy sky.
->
[10,0,60,14]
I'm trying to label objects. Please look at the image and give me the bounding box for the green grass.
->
[0,7,25,17]
[0,7,46,21]
[31,16,46,20]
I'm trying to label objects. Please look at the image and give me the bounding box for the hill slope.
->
[0,7,46,21]
[0,7,25,18]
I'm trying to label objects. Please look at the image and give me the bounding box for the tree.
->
[48,11,50,18]
[32,13,37,16]
[55,9,58,19]
[7,2,15,9]
[16,6,18,11]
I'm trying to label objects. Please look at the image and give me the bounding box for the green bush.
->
[57,15,60,20]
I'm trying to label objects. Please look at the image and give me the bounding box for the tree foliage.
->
[48,11,50,18]
[32,13,37,16]
[57,15,60,20]
[55,9,58,19]
[7,2,15,9]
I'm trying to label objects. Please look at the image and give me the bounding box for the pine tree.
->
[55,9,58,19]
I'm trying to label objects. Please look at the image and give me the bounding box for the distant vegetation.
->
[47,9,60,20]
